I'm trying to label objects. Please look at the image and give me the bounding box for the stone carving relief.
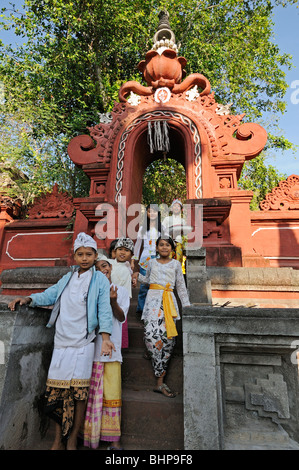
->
[0,196,23,219]
[216,103,233,116]
[219,177,232,189]
[67,102,131,167]
[28,184,74,219]
[244,374,290,421]
[260,175,299,211]
[186,85,200,102]
[127,92,141,106]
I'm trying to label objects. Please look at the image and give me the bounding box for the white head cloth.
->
[73,232,97,252]
[171,199,183,208]
[97,253,111,264]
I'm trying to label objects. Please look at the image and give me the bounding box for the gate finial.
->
[153,10,178,53]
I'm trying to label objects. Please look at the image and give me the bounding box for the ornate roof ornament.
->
[152,10,178,54]
[118,11,210,102]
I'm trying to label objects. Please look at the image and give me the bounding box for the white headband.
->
[74,232,97,252]
[171,199,182,208]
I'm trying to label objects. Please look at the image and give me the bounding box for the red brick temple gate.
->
[67,11,269,267]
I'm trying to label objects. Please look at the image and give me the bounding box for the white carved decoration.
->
[216,103,233,116]
[98,112,113,124]
[186,85,200,102]
[127,91,141,106]
[154,87,171,104]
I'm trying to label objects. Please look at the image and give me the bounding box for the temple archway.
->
[110,112,202,207]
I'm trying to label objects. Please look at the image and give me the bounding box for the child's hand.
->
[110,285,118,301]
[8,297,31,311]
[132,272,138,287]
[101,338,116,358]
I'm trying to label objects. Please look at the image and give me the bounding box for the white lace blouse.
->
[141,258,191,321]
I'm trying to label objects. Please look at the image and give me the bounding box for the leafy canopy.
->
[0,0,297,205]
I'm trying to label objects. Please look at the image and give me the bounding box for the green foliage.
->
[0,0,297,203]
[142,158,187,207]
[238,153,287,210]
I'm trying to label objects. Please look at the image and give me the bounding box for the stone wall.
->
[207,266,299,294]
[0,303,54,450]
[183,305,299,450]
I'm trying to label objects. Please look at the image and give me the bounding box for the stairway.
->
[120,285,184,450]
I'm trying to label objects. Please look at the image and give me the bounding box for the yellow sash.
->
[149,283,178,339]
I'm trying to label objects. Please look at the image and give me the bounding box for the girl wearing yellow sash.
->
[141,237,190,398]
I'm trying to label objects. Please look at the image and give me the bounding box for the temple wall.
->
[207,266,299,307]
[183,304,299,450]
[250,212,299,269]
[0,303,54,450]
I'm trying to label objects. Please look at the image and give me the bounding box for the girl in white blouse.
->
[141,237,190,398]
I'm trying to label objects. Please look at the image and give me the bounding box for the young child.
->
[83,258,129,450]
[109,237,136,296]
[103,237,135,349]
[142,236,190,398]
[8,232,114,450]
[108,239,118,259]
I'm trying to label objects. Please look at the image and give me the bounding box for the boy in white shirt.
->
[8,232,114,450]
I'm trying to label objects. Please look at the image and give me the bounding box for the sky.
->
[271,3,299,176]
[0,1,298,177]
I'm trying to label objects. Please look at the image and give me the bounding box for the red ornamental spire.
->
[118,11,211,102]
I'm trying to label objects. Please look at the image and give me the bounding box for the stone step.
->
[121,385,184,450]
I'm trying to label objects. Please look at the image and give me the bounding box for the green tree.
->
[142,158,187,207]
[0,0,297,204]
[238,153,287,210]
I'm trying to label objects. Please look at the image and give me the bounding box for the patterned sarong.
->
[83,361,122,449]
[44,385,89,439]
[144,302,176,377]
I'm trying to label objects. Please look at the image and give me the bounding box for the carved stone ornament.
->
[154,87,171,103]
[186,85,200,102]
[118,10,211,103]
[28,184,74,219]
[216,103,233,116]
[98,112,113,124]
[244,373,290,420]
[127,91,141,106]
[260,175,299,211]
